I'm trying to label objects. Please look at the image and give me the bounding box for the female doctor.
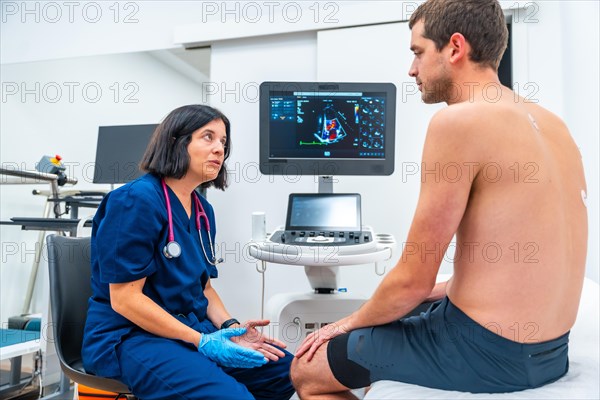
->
[82,105,295,400]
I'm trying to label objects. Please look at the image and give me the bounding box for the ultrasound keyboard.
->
[270,230,372,246]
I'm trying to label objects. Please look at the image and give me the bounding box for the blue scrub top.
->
[82,173,219,378]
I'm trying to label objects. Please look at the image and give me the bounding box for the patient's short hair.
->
[409,0,508,70]
[140,104,231,190]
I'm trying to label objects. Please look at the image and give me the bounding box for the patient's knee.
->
[291,355,317,394]
[290,356,305,389]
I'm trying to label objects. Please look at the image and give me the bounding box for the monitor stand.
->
[317,175,334,194]
[313,175,336,291]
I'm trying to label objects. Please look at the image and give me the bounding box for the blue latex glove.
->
[198,327,267,368]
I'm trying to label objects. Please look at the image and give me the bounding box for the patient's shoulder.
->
[423,104,493,160]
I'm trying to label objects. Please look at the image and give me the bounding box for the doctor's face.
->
[186,118,227,184]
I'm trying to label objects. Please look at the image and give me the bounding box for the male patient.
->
[290,0,588,397]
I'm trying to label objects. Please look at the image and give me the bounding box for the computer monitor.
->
[259,81,396,177]
[93,124,157,184]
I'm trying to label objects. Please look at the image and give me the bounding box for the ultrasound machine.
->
[249,82,398,351]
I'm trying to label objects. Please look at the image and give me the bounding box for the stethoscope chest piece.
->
[161,179,221,265]
[163,240,182,259]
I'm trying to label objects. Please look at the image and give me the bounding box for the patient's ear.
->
[448,32,468,64]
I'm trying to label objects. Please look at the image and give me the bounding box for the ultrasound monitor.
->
[259,82,396,177]
[93,124,157,184]
[271,193,370,247]
[286,193,361,232]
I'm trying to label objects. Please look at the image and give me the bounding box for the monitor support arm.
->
[318,176,334,194]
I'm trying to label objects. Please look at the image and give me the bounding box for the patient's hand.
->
[231,319,287,362]
[295,320,350,362]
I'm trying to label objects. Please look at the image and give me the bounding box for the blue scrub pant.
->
[116,331,294,400]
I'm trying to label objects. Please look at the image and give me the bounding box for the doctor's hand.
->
[232,319,287,362]
[197,327,267,368]
[295,320,350,362]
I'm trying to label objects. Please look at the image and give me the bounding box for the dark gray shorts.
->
[327,297,569,393]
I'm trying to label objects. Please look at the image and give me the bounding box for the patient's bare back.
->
[447,91,588,343]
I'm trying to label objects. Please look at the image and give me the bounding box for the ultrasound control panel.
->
[271,230,372,246]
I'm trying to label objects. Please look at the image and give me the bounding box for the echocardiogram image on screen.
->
[260,82,396,176]
[269,90,386,159]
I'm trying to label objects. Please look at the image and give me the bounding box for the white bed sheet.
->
[365,278,600,400]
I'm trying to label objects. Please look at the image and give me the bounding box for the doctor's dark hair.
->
[140,104,231,190]
[409,0,508,71]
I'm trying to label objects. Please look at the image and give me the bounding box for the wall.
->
[1,1,411,63]
[0,52,208,323]
[1,1,212,63]
[560,1,599,283]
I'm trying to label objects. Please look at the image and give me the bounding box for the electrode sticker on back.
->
[581,190,587,208]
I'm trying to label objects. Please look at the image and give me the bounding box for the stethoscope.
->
[161,179,223,265]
